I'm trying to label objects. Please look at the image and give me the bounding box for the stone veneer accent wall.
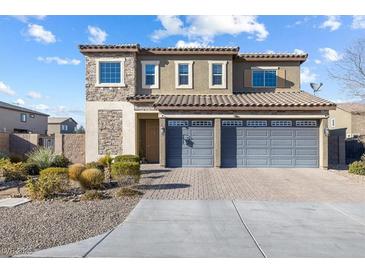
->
[98,110,123,155]
[85,52,137,101]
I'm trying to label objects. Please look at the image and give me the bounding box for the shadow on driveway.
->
[135,183,190,190]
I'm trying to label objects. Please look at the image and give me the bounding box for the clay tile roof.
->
[337,103,365,113]
[141,46,240,53]
[239,52,308,62]
[153,92,335,110]
[79,44,140,52]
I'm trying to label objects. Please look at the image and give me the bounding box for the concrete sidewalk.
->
[24,200,365,258]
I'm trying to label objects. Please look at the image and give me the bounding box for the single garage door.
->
[166,119,214,167]
[221,119,319,168]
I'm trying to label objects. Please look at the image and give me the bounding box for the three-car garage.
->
[166,119,319,168]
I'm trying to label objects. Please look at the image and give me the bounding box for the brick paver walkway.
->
[139,165,365,202]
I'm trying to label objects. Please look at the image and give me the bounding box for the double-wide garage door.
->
[166,119,319,168]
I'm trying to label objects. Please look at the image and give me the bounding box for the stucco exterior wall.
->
[0,108,48,134]
[0,133,9,154]
[233,60,301,93]
[351,112,365,136]
[137,54,233,95]
[329,108,352,135]
[84,52,137,101]
[85,101,136,162]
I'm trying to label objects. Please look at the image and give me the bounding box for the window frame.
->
[20,113,27,123]
[175,61,194,89]
[95,58,125,87]
[141,60,160,89]
[61,124,68,131]
[208,61,227,89]
[251,67,278,88]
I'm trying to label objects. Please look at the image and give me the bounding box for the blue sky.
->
[0,15,365,125]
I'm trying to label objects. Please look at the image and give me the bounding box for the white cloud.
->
[13,15,46,23]
[301,67,317,84]
[14,98,25,105]
[314,59,322,64]
[293,49,306,54]
[320,16,341,31]
[175,40,205,48]
[34,104,49,111]
[265,50,276,54]
[87,26,107,44]
[37,56,80,65]
[27,91,42,99]
[151,15,269,43]
[319,47,342,61]
[26,24,56,44]
[351,16,365,29]
[0,81,15,96]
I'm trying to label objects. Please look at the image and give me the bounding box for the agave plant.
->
[26,147,58,170]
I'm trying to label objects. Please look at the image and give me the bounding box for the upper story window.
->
[95,58,125,87]
[209,61,227,89]
[142,61,159,89]
[20,113,27,123]
[252,68,277,88]
[61,124,68,131]
[175,61,193,89]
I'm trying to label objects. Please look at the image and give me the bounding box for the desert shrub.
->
[78,168,104,190]
[40,167,68,177]
[349,161,365,176]
[98,154,113,167]
[1,162,27,182]
[23,162,40,176]
[68,163,86,181]
[85,161,104,171]
[52,154,71,168]
[26,147,58,170]
[26,173,65,200]
[111,161,141,184]
[115,187,143,197]
[81,190,106,201]
[114,154,140,163]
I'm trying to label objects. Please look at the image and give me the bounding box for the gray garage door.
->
[221,119,319,168]
[166,120,214,167]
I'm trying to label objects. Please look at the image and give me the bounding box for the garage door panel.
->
[221,119,319,168]
[190,129,213,137]
[246,129,269,137]
[271,139,294,147]
[271,148,293,156]
[295,139,318,147]
[247,139,269,146]
[191,148,214,156]
[191,158,213,166]
[247,148,269,156]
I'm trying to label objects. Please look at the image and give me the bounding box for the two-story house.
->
[0,100,48,134]
[48,117,78,134]
[80,44,335,168]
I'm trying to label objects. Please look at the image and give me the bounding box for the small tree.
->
[76,125,85,134]
[329,38,365,100]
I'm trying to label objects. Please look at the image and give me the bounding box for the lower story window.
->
[296,120,317,127]
[168,120,188,127]
[271,120,292,127]
[246,120,267,127]
[20,113,27,122]
[191,120,212,127]
[222,120,243,127]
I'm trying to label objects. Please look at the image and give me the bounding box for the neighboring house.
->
[329,103,365,138]
[80,44,335,168]
[48,117,78,134]
[0,100,48,134]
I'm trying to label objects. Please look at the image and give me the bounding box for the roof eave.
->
[155,106,336,111]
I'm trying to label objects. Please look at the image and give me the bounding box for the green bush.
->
[85,161,105,171]
[111,161,140,184]
[0,151,9,160]
[26,173,66,200]
[23,162,40,176]
[114,154,140,163]
[348,161,365,176]
[52,154,71,168]
[78,168,104,190]
[68,163,86,181]
[40,167,69,177]
[26,147,58,170]
[98,154,113,167]
[1,162,27,182]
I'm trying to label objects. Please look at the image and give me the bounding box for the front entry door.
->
[145,119,160,163]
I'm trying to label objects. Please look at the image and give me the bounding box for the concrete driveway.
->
[27,200,365,258]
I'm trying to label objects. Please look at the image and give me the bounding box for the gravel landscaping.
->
[0,194,141,257]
